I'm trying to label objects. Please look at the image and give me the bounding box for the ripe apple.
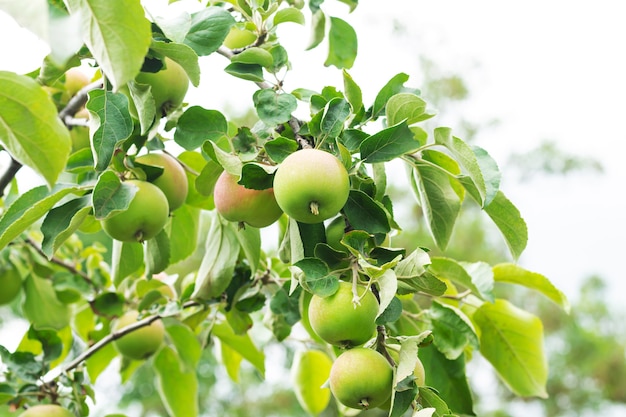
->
[308,281,378,348]
[18,404,74,417]
[101,180,170,242]
[135,152,188,211]
[223,25,257,49]
[112,310,165,360]
[214,171,283,228]
[0,266,22,305]
[135,57,189,117]
[273,149,350,224]
[329,347,393,410]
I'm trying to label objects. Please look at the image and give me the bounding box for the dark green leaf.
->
[253,89,297,125]
[294,258,338,297]
[184,6,235,56]
[264,136,299,163]
[361,121,420,163]
[325,17,357,69]
[92,171,137,220]
[376,296,402,325]
[230,47,274,68]
[91,292,125,317]
[224,62,264,82]
[341,128,369,152]
[342,189,390,234]
[321,98,351,139]
[239,163,275,190]
[429,301,479,360]
[41,196,91,258]
[174,106,228,150]
[418,387,453,416]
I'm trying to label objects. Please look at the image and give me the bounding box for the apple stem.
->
[309,201,320,215]
[359,398,370,409]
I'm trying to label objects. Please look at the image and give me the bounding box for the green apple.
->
[101,180,170,242]
[273,149,350,224]
[329,347,393,410]
[64,67,90,98]
[112,310,165,360]
[18,404,74,417]
[135,57,189,117]
[214,171,283,228]
[308,281,378,348]
[135,152,188,211]
[0,266,22,305]
[325,216,348,252]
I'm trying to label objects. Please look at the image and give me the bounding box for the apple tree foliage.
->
[0,0,569,416]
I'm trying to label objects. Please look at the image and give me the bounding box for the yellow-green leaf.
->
[291,349,332,416]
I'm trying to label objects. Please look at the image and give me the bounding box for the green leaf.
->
[0,184,82,251]
[341,128,369,152]
[418,387,452,416]
[273,7,305,26]
[372,73,420,119]
[429,257,494,302]
[320,97,351,139]
[484,191,528,260]
[342,189,390,234]
[221,342,243,382]
[474,299,548,398]
[253,89,297,125]
[184,6,235,56]
[264,136,299,163]
[87,90,134,171]
[294,257,338,297]
[429,301,478,360]
[168,205,199,265]
[111,240,144,286]
[224,62,264,82]
[291,349,332,416]
[411,162,462,250]
[174,106,228,151]
[386,93,427,126]
[325,17,357,69]
[342,69,363,113]
[191,214,240,300]
[458,145,501,207]
[23,275,70,331]
[419,346,474,416]
[91,171,137,220]
[0,71,71,186]
[154,346,199,417]
[41,196,91,258]
[230,47,274,68]
[165,321,202,369]
[231,222,261,275]
[145,229,170,276]
[65,0,151,91]
[361,121,420,163]
[212,321,265,377]
[150,40,201,87]
[493,263,569,313]
[306,9,326,51]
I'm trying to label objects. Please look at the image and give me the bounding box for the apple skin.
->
[112,310,165,360]
[18,404,74,417]
[308,281,378,348]
[273,149,350,224]
[101,180,170,242]
[0,266,22,305]
[135,152,188,211]
[329,347,393,410]
[214,171,283,228]
[135,57,189,117]
[325,216,348,252]
[64,67,90,98]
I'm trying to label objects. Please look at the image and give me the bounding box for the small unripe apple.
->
[308,281,378,348]
[135,152,188,211]
[214,171,283,228]
[330,347,393,410]
[101,180,170,242]
[135,57,189,117]
[64,67,90,98]
[273,149,350,224]
[0,266,22,305]
[325,216,348,252]
[18,404,74,417]
[112,310,164,360]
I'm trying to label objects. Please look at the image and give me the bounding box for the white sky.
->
[1,0,625,307]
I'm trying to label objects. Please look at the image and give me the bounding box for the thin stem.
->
[0,156,22,197]
[58,80,104,123]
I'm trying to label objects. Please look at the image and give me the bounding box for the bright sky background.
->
[1,0,625,308]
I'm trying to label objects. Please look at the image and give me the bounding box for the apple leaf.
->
[320,98,351,139]
[150,40,201,87]
[341,128,369,152]
[41,196,92,259]
[342,70,363,114]
[111,240,143,286]
[91,172,137,220]
[154,346,199,417]
[474,299,548,398]
[164,321,202,369]
[144,229,170,276]
[211,321,265,377]
[484,191,528,260]
[417,387,453,416]
[273,7,305,26]
[360,121,420,163]
[174,106,228,151]
[429,301,478,360]
[419,345,475,416]
[253,89,297,125]
[386,93,428,127]
[224,63,264,82]
[184,6,235,56]
[230,47,274,69]
[342,189,390,234]
[493,263,570,313]
[65,0,151,91]
[22,275,71,331]
[294,258,338,297]
[264,136,299,163]
[0,184,83,251]
[325,17,357,69]
[168,205,200,265]
[410,161,461,250]
[221,341,243,382]
[0,71,71,186]
[429,257,494,302]
[306,9,325,50]
[372,73,420,119]
[85,342,117,384]
[87,90,134,171]
[291,349,332,416]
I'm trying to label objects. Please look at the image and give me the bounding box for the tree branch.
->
[58,79,104,124]
[0,156,22,198]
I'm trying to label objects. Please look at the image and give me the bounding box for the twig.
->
[0,156,22,197]
[58,79,104,123]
